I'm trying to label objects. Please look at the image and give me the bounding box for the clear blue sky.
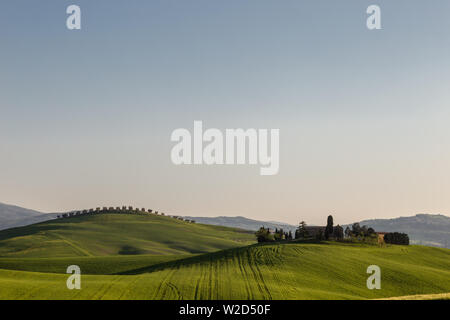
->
[1,1,450,224]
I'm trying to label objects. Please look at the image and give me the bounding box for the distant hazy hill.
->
[183,216,297,233]
[187,214,450,249]
[0,202,55,231]
[349,214,450,248]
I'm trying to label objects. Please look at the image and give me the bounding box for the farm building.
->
[376,232,388,244]
[304,226,326,236]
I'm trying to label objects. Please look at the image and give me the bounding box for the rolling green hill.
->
[0,213,448,300]
[0,213,255,258]
[0,254,192,275]
[0,241,449,299]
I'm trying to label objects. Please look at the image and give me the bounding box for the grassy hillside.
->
[0,242,448,300]
[0,213,255,258]
[0,254,193,275]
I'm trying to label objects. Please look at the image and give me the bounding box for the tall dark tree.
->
[325,215,334,240]
[334,225,344,240]
[351,223,361,234]
[274,228,284,241]
[255,227,268,243]
[255,227,275,243]
[361,225,369,236]
[296,221,309,239]
[344,226,351,238]
[384,232,409,245]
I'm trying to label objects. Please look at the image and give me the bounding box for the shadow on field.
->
[115,240,327,275]
[116,244,259,275]
[118,245,146,255]
[0,220,75,241]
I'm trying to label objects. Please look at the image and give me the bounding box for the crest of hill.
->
[0,213,255,258]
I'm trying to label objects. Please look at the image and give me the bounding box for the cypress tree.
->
[325,215,334,240]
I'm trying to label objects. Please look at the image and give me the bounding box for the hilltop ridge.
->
[0,213,255,258]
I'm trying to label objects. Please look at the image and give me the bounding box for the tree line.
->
[384,232,409,245]
[255,227,293,242]
[256,215,409,245]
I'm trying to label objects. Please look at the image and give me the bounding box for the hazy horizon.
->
[2,1,450,226]
[1,200,448,226]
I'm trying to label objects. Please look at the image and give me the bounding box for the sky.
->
[1,0,450,225]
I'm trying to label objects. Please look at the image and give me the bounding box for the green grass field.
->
[0,213,255,258]
[0,213,449,300]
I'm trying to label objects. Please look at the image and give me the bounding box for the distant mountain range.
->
[185,214,450,249]
[0,202,56,231]
[183,216,298,233]
[348,214,450,248]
